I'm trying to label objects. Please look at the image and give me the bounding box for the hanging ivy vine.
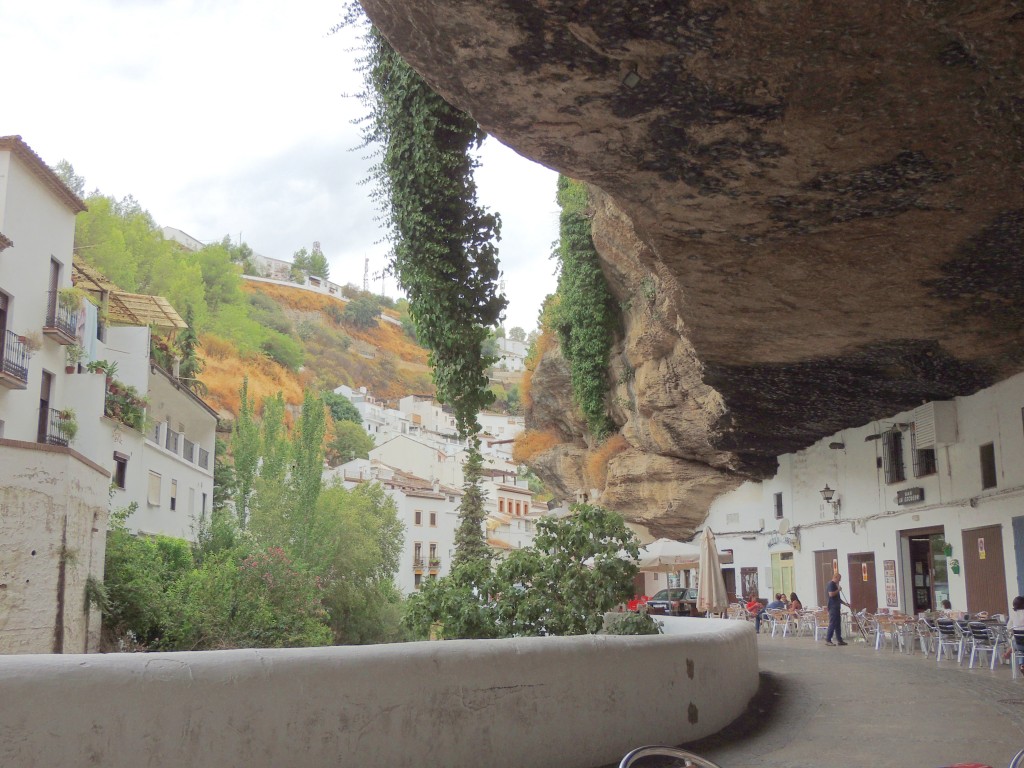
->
[357,25,506,439]
[553,176,618,440]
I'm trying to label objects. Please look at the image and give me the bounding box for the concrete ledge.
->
[0,620,757,768]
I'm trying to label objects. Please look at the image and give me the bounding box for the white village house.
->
[0,136,217,654]
[701,371,1024,616]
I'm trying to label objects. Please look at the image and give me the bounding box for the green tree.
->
[178,306,205,392]
[508,326,526,342]
[327,420,375,465]
[231,377,260,528]
[211,437,235,514]
[451,444,491,569]
[307,242,330,280]
[323,391,362,424]
[290,392,328,559]
[492,504,638,636]
[342,295,382,329]
[101,504,194,647]
[52,159,86,198]
[308,484,405,644]
[192,242,242,312]
[249,392,291,537]
[291,247,311,283]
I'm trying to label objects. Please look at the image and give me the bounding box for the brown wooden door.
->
[722,568,737,603]
[814,549,838,607]
[961,524,1008,616]
[847,552,878,614]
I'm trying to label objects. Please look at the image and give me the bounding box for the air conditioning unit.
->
[913,401,958,448]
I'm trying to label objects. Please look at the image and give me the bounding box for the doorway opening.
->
[902,526,948,613]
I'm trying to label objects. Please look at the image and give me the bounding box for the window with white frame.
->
[147,471,161,505]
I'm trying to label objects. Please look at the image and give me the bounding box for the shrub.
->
[512,429,562,463]
[261,331,304,370]
[604,610,662,635]
[585,434,629,489]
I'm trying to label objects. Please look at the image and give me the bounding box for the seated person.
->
[744,595,763,626]
[752,594,786,634]
[788,592,803,613]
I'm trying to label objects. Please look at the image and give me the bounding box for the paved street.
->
[609,632,1024,768]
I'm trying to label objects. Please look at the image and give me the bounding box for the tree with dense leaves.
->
[230,377,260,528]
[323,391,362,425]
[327,420,375,466]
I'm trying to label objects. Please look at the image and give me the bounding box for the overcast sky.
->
[0,0,560,332]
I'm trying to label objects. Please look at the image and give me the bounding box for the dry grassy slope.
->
[198,282,433,420]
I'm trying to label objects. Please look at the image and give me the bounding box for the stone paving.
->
[608,631,1024,768]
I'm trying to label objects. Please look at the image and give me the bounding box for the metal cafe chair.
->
[619,745,723,768]
[967,622,999,669]
[916,617,939,656]
[935,619,963,663]
[954,619,973,664]
[1011,628,1024,680]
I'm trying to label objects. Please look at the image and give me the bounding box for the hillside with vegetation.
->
[57,163,436,419]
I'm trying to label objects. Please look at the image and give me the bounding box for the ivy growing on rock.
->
[553,176,618,439]
[358,26,506,439]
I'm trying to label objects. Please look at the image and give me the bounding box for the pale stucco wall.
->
[0,442,110,654]
[0,620,757,768]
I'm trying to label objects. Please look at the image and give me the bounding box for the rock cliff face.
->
[359,0,1024,538]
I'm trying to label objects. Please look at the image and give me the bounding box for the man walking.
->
[824,572,849,646]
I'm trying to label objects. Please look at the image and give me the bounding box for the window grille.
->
[882,428,905,484]
[183,438,195,463]
[980,443,997,489]
[165,426,179,454]
[910,426,937,477]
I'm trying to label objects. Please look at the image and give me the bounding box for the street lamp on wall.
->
[820,484,841,516]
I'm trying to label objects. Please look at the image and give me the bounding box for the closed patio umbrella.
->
[696,528,729,616]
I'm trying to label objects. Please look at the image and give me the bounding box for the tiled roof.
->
[0,136,87,213]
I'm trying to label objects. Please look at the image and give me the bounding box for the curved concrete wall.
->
[0,619,757,768]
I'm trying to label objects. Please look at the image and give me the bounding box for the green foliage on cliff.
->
[552,176,618,439]
[359,27,505,439]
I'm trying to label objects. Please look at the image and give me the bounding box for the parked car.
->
[643,589,684,618]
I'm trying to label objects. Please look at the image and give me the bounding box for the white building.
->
[0,136,218,654]
[495,336,528,372]
[325,459,461,594]
[702,371,1024,617]
[0,136,108,653]
[160,226,204,253]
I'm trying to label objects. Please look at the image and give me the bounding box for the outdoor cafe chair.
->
[1011,628,1024,680]
[917,617,939,655]
[767,609,795,638]
[874,615,902,652]
[935,618,963,663]
[967,622,999,669]
[849,611,872,644]
[619,745,723,768]
[812,610,831,642]
[954,619,974,664]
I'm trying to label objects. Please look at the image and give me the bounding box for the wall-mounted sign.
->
[862,563,869,582]
[978,537,986,560]
[883,560,898,607]
[896,487,925,505]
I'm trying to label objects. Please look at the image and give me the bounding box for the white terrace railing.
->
[0,619,757,768]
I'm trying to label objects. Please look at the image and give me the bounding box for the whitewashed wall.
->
[705,371,1024,611]
[0,621,757,768]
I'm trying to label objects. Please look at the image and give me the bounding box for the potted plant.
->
[86,359,118,382]
[19,332,43,356]
[65,344,85,373]
[57,286,94,312]
[58,408,78,443]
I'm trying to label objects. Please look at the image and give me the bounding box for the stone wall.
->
[0,440,110,654]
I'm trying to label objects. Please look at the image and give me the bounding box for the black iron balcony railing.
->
[428,558,442,570]
[0,330,29,388]
[413,557,425,569]
[44,407,72,447]
[44,291,79,344]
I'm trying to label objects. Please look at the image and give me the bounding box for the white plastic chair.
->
[619,745,723,768]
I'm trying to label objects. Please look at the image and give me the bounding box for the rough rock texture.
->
[360,0,1024,537]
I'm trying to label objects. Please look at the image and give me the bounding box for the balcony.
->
[412,557,425,572]
[428,558,442,571]
[0,330,29,389]
[42,290,79,346]
[42,407,74,447]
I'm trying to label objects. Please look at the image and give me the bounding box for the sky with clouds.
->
[0,0,560,332]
